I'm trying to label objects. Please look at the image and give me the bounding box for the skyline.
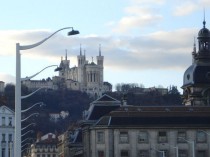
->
[0,0,210,92]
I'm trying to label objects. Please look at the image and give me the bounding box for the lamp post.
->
[151,147,165,157]
[178,137,195,157]
[15,27,79,157]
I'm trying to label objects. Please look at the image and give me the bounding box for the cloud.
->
[0,27,197,80]
[173,1,198,16]
[112,5,163,33]
[0,73,15,84]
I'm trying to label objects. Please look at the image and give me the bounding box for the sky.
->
[0,0,210,92]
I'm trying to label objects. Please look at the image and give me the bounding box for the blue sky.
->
[0,0,210,92]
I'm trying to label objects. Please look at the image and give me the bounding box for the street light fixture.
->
[21,113,39,122]
[21,102,45,113]
[21,123,36,131]
[21,130,34,138]
[15,27,79,157]
[21,138,33,144]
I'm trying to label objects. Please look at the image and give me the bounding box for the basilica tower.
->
[96,44,104,85]
[182,18,210,106]
[77,45,86,84]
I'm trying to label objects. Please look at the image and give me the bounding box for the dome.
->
[198,21,210,38]
[183,64,210,87]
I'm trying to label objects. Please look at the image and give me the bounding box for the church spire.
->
[99,44,101,56]
[193,36,196,53]
[65,49,67,60]
[80,44,82,56]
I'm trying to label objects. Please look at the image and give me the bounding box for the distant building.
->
[22,46,112,98]
[0,105,15,157]
[30,133,58,157]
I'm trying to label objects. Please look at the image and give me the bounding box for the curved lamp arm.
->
[21,138,33,144]
[21,102,45,113]
[18,27,77,51]
[21,113,39,122]
[21,87,44,99]
[21,65,58,81]
[21,130,33,137]
[21,143,31,148]
[21,123,36,131]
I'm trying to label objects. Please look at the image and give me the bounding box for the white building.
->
[58,46,111,97]
[0,105,15,157]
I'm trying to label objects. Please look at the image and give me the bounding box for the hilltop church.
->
[22,46,112,97]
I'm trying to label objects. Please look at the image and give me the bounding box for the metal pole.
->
[15,43,21,157]
[174,146,178,157]
[192,141,195,157]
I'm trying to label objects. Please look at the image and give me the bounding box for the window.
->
[47,154,50,157]
[197,150,207,157]
[157,150,168,157]
[158,131,167,143]
[9,134,12,142]
[119,131,129,143]
[2,117,5,126]
[8,117,12,126]
[2,134,5,141]
[42,154,45,157]
[179,150,188,157]
[138,131,148,143]
[97,131,104,144]
[98,151,105,157]
[177,131,187,143]
[196,131,207,143]
[2,148,5,157]
[121,150,129,157]
[37,155,40,157]
[139,150,149,157]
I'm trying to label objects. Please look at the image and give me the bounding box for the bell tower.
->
[97,44,104,84]
[182,17,210,106]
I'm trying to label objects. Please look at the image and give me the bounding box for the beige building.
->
[30,133,58,157]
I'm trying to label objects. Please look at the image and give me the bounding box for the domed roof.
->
[198,21,210,38]
[183,64,210,87]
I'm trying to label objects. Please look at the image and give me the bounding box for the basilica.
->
[22,46,112,97]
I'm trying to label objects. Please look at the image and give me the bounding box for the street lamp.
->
[21,138,33,144]
[15,27,79,157]
[21,102,45,113]
[21,113,39,122]
[21,130,34,137]
[21,123,36,131]
[178,137,195,157]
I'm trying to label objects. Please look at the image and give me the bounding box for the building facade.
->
[30,133,58,157]
[0,105,15,157]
